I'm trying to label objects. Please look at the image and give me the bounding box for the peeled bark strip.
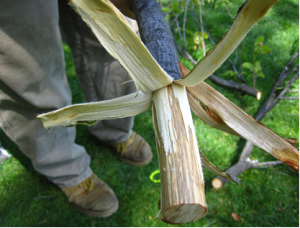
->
[152,84,207,224]
[178,62,242,138]
[37,92,152,129]
[187,83,299,172]
[175,0,277,87]
[70,0,173,93]
[178,64,298,171]
[187,92,242,138]
[200,151,240,184]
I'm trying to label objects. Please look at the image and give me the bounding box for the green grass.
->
[0,0,298,226]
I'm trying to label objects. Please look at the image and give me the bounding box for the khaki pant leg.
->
[0,0,92,188]
[58,0,138,143]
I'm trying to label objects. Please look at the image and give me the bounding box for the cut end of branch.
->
[161,204,208,225]
[257,91,261,100]
[212,178,223,190]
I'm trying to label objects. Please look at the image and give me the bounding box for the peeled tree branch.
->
[37,0,298,224]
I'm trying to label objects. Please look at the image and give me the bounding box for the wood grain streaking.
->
[152,85,207,224]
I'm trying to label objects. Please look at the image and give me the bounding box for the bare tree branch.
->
[280,97,299,100]
[222,0,235,19]
[279,50,299,79]
[199,0,206,56]
[175,17,184,47]
[207,31,246,83]
[256,52,299,121]
[209,74,260,99]
[254,161,283,169]
[182,0,189,49]
[228,52,246,83]
[263,72,299,117]
[158,0,162,8]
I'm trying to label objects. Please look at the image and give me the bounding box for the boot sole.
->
[73,201,118,218]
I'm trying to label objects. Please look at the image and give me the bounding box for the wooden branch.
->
[227,51,246,83]
[182,0,189,49]
[212,159,256,189]
[254,161,283,169]
[256,51,299,121]
[152,84,207,224]
[222,0,235,19]
[175,42,260,99]
[280,97,299,100]
[199,0,206,56]
[279,50,299,79]
[263,73,299,118]
[130,0,182,80]
[209,74,261,100]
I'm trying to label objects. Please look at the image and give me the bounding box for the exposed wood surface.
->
[70,0,173,93]
[152,84,207,224]
[37,92,152,129]
[178,62,242,138]
[175,0,277,87]
[200,151,240,184]
[188,83,299,172]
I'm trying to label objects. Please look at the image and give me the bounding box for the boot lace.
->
[116,136,131,154]
[81,175,94,192]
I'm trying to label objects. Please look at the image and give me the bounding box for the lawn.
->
[0,0,298,226]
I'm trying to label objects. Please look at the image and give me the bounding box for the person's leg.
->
[0,1,118,217]
[0,0,92,188]
[58,1,152,166]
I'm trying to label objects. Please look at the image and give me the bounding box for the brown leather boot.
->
[61,173,118,217]
[109,132,153,166]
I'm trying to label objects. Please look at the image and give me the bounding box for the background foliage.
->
[0,0,298,226]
